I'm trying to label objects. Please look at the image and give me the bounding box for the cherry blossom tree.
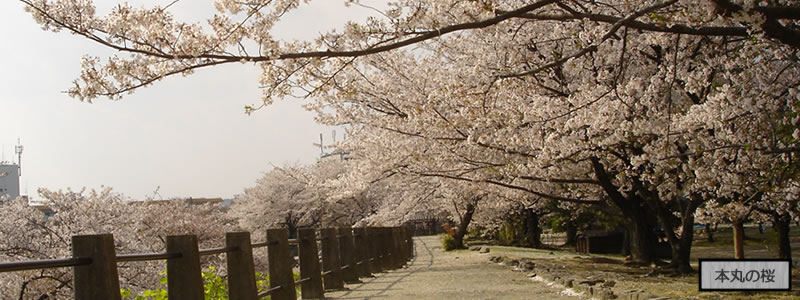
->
[324,159,493,249]
[19,0,800,272]
[231,158,378,236]
[0,188,233,298]
[310,0,800,270]
[760,182,800,265]
[232,163,320,237]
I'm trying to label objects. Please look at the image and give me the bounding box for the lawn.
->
[690,224,800,263]
[468,224,800,299]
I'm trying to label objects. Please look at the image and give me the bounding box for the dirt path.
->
[325,235,580,300]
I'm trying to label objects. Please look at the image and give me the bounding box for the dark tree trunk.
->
[733,221,745,259]
[651,196,699,273]
[621,228,631,256]
[591,157,657,264]
[283,214,299,238]
[565,220,578,247]
[284,218,299,266]
[287,223,298,239]
[774,213,792,266]
[705,223,714,243]
[672,201,698,273]
[523,208,543,248]
[627,205,657,264]
[453,202,476,249]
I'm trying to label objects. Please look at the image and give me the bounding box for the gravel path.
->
[325,235,581,300]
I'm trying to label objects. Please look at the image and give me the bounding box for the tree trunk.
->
[651,197,698,273]
[705,223,714,243]
[565,221,578,247]
[627,206,657,264]
[672,202,697,273]
[453,202,476,249]
[287,223,298,239]
[523,208,543,248]
[621,228,631,256]
[590,157,657,264]
[285,220,299,267]
[774,213,792,267]
[733,221,745,259]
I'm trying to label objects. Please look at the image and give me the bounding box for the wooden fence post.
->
[297,228,324,299]
[386,227,402,269]
[401,227,410,264]
[407,226,414,259]
[404,226,413,261]
[367,227,383,273]
[380,227,393,270]
[385,227,395,269]
[267,228,297,300]
[390,227,401,268]
[320,228,344,290]
[72,234,121,300]
[399,226,409,264]
[392,227,405,267]
[337,228,359,283]
[167,235,204,300]
[353,227,372,277]
[226,232,257,300]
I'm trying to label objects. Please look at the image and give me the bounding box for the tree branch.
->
[499,0,678,78]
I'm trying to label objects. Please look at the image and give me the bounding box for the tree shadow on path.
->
[329,237,435,299]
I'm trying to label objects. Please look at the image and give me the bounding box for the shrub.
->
[497,218,521,246]
[122,268,299,300]
[441,233,458,251]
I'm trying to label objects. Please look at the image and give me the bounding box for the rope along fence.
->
[0,226,414,300]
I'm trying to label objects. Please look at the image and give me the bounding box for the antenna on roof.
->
[312,134,326,156]
[150,186,162,201]
[15,138,23,176]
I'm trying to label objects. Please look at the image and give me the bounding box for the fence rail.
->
[0,257,92,272]
[0,226,415,300]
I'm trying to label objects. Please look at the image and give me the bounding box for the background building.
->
[0,163,20,200]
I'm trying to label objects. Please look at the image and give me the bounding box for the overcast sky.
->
[0,1,382,200]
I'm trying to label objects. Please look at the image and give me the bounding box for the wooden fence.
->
[0,226,414,300]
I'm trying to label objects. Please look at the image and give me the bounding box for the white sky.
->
[0,1,383,200]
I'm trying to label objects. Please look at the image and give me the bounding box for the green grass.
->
[692,225,797,247]
[691,225,800,264]
[466,224,800,299]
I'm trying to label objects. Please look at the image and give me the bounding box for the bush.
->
[441,233,458,251]
[122,268,299,300]
[497,218,522,246]
[466,224,489,240]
